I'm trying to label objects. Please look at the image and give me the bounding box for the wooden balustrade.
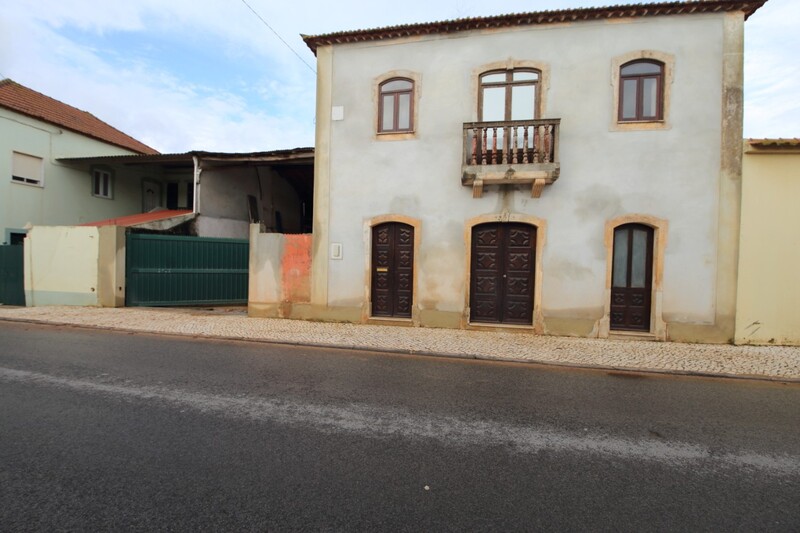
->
[462,118,561,198]
[463,119,560,167]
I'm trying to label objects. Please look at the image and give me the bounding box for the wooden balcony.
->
[462,118,561,198]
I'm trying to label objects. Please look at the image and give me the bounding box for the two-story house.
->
[0,79,160,244]
[252,0,767,343]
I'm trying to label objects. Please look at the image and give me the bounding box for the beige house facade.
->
[249,1,770,344]
[735,139,800,346]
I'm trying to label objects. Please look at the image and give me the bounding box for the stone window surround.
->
[598,214,668,340]
[471,59,551,121]
[373,71,422,141]
[610,50,675,132]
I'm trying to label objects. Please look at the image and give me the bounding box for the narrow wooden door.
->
[470,223,536,325]
[611,224,654,331]
[371,222,414,318]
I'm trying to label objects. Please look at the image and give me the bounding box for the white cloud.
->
[1,0,796,155]
[743,0,800,138]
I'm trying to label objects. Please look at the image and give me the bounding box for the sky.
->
[2,0,797,153]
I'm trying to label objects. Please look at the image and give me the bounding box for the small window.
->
[619,60,664,122]
[11,152,43,186]
[92,168,113,199]
[378,78,414,133]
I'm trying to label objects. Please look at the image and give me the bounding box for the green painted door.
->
[0,245,25,306]
[125,234,248,307]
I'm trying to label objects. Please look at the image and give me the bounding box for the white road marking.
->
[2,366,798,475]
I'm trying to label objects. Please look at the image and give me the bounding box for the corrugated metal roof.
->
[0,79,158,155]
[302,0,767,53]
[81,210,193,227]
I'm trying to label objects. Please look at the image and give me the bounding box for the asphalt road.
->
[1,320,798,531]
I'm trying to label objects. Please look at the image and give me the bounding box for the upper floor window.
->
[378,78,414,133]
[92,168,113,199]
[619,60,664,122]
[11,151,43,187]
[479,69,540,122]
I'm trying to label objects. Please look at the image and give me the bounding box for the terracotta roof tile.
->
[0,79,158,155]
[302,0,767,53]
[746,138,800,151]
[81,209,193,227]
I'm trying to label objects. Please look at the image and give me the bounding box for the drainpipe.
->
[192,155,202,214]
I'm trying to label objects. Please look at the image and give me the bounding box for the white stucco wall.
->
[198,165,304,239]
[314,12,741,339]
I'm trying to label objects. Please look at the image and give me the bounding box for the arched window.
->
[378,78,414,133]
[619,60,664,122]
[479,69,540,122]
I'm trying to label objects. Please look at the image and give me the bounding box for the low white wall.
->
[24,225,125,307]
[25,226,101,306]
[248,225,283,306]
[196,216,250,239]
[248,224,313,318]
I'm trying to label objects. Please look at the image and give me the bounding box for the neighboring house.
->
[736,139,800,346]
[0,79,159,244]
[250,0,767,343]
[1,79,314,307]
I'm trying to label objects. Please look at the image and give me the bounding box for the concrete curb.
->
[3,316,798,385]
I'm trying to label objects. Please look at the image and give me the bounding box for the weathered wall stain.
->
[547,256,594,282]
[573,184,623,223]
[282,234,312,303]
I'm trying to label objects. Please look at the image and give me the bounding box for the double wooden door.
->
[470,223,536,325]
[371,222,414,318]
[610,224,654,331]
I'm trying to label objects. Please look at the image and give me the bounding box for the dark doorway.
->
[470,223,536,325]
[371,222,414,318]
[166,183,179,210]
[611,224,654,331]
[9,232,26,246]
[0,244,25,305]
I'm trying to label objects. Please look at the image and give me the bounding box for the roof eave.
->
[0,102,159,155]
[301,0,768,53]
[57,147,315,166]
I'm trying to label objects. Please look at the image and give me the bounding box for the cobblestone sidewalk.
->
[0,305,798,381]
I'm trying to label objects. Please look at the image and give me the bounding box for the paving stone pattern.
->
[0,306,798,381]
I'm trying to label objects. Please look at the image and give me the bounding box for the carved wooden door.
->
[371,222,414,318]
[611,224,654,331]
[470,223,536,325]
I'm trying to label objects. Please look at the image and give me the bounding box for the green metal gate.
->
[125,233,249,307]
[0,244,25,306]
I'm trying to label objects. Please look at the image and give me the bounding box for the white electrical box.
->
[330,242,343,260]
